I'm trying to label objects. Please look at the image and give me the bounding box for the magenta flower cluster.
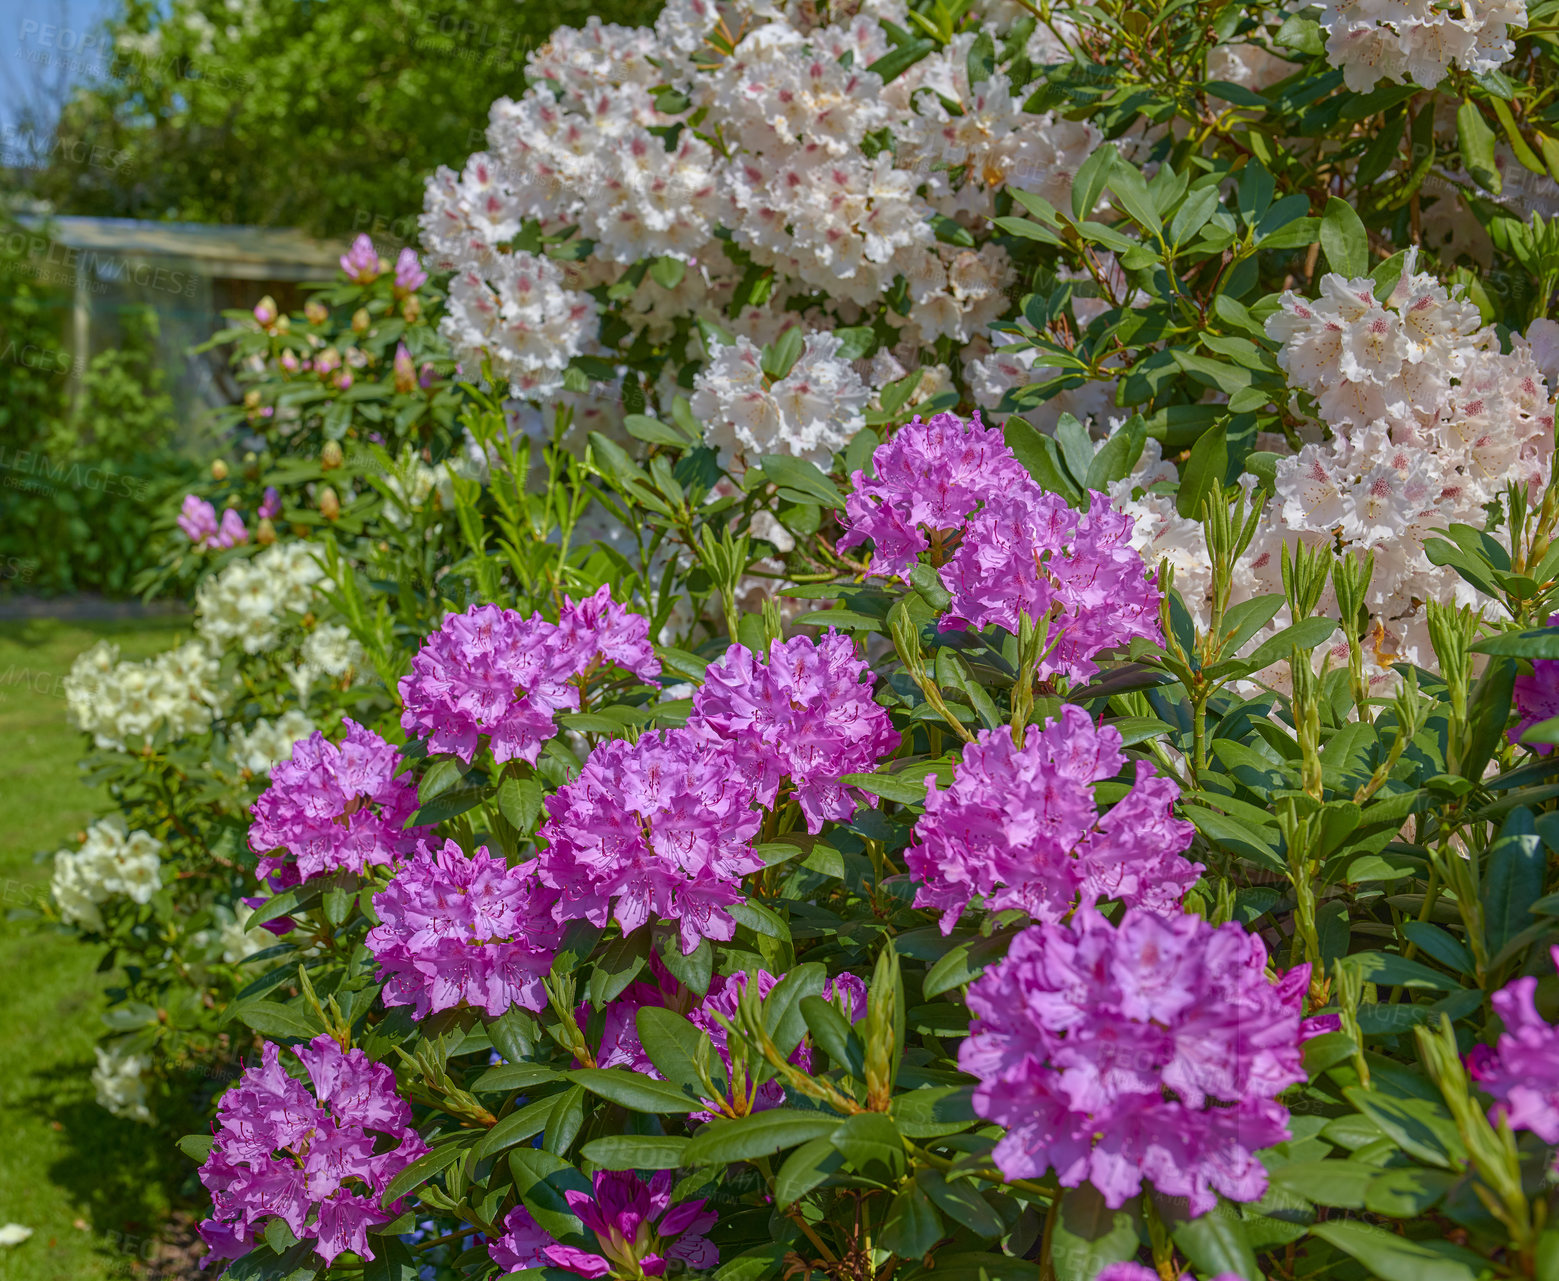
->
[493,1170,717,1278]
[907,706,1200,933]
[340,233,382,283]
[1469,945,1559,1152]
[197,1035,426,1266]
[960,907,1309,1216]
[366,840,562,1020]
[398,588,659,766]
[1510,613,1559,755]
[941,489,1161,682]
[836,412,1161,681]
[537,728,763,955]
[178,494,247,549]
[393,247,427,294]
[837,411,1034,579]
[689,633,899,833]
[249,719,429,888]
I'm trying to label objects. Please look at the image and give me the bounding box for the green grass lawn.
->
[0,617,197,1281]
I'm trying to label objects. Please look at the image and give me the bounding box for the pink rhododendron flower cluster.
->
[366,840,562,1019]
[907,706,1201,933]
[198,1036,426,1266]
[492,1170,717,1278]
[537,728,763,954]
[940,489,1163,681]
[1469,945,1559,1152]
[689,633,899,833]
[836,410,1033,579]
[960,907,1309,1215]
[177,494,248,549]
[249,719,429,888]
[838,412,1161,681]
[1509,614,1559,755]
[398,589,658,766]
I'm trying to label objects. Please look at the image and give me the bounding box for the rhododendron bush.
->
[37,0,1559,1278]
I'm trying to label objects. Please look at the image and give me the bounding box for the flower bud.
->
[321,440,344,470]
[351,308,371,335]
[318,486,340,520]
[393,342,416,394]
[253,295,278,326]
[401,294,421,324]
[304,300,329,326]
[256,517,277,545]
[211,458,230,481]
[274,315,290,334]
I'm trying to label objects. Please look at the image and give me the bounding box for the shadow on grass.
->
[21,1050,204,1272]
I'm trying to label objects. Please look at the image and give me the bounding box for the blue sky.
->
[1,0,115,132]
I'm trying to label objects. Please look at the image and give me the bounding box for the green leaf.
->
[1457,100,1501,193]
[831,1112,906,1184]
[473,1095,562,1162]
[1243,617,1339,671]
[657,932,713,996]
[1268,1159,1375,1209]
[624,414,690,450]
[578,1135,688,1170]
[1365,1167,1457,1217]
[379,1140,470,1208]
[1071,146,1118,222]
[1482,806,1545,958]
[802,995,867,1078]
[231,1000,325,1042]
[1311,1220,1486,1281]
[1164,1199,1259,1281]
[1049,1184,1141,1281]
[1084,417,1146,492]
[569,1068,702,1114]
[1339,950,1460,992]
[1175,423,1228,520]
[891,1085,977,1138]
[914,1170,1004,1239]
[636,1006,714,1094]
[879,1185,944,1258]
[756,455,844,510]
[775,1135,847,1207]
[362,1236,419,1281]
[1321,196,1369,277]
[178,1134,215,1164]
[649,257,686,290]
[761,329,805,380]
[1003,417,1083,502]
[1473,626,1559,658]
[509,1148,592,1243]
[965,29,996,85]
[683,1108,845,1166]
[1344,1088,1465,1169]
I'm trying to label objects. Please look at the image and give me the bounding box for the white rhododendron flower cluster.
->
[419,0,1098,435]
[194,541,326,654]
[228,709,316,776]
[291,623,368,700]
[1114,250,1556,675]
[692,332,871,471]
[92,1043,153,1123]
[1317,0,1526,92]
[64,639,224,751]
[51,817,165,931]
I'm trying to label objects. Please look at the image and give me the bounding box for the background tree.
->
[24,0,658,236]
